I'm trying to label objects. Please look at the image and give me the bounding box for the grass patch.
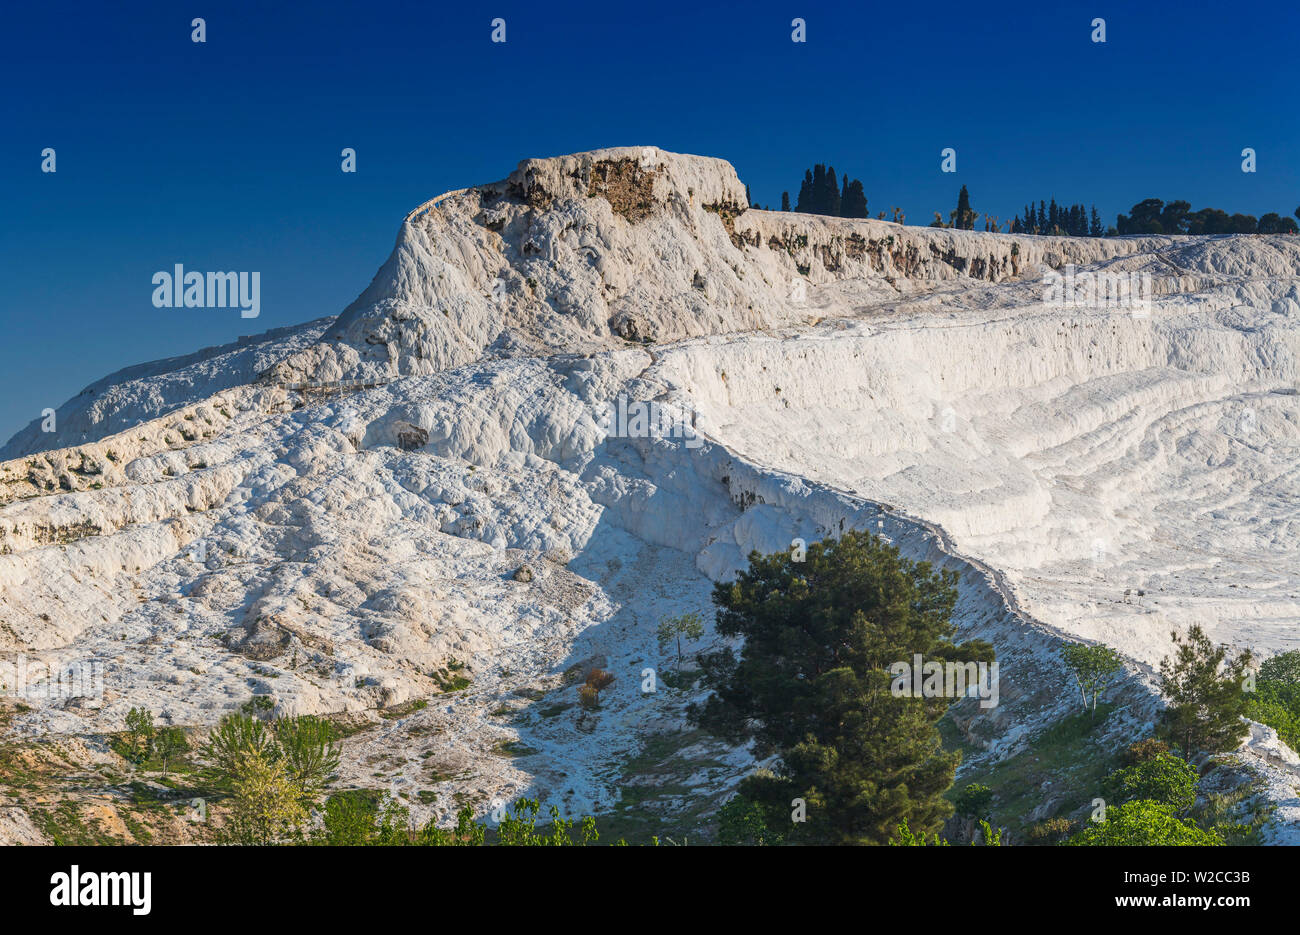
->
[379,698,428,719]
[493,740,539,758]
[941,704,1119,837]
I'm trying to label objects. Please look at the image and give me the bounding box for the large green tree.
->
[691,530,993,845]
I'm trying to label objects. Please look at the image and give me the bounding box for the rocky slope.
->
[2,147,1297,842]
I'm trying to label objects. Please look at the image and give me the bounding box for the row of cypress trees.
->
[783,164,869,218]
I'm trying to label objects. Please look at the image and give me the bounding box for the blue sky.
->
[1,0,1296,441]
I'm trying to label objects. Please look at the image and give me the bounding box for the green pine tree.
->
[691,530,994,845]
[1157,625,1254,757]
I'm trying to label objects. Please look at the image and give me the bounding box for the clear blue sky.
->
[2,0,1296,442]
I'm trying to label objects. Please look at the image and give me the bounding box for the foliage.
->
[1102,753,1198,814]
[1060,643,1123,716]
[691,530,993,845]
[124,707,155,763]
[202,713,279,779]
[578,668,616,709]
[1244,673,1300,755]
[715,792,787,846]
[657,612,704,669]
[1259,650,1300,686]
[496,798,599,846]
[313,795,595,846]
[887,818,999,845]
[889,818,948,846]
[1025,817,1074,845]
[1118,738,1170,767]
[954,782,993,819]
[1156,625,1253,757]
[1115,197,1298,235]
[1065,800,1222,846]
[222,750,307,845]
[274,715,340,800]
[316,790,380,845]
[154,727,188,776]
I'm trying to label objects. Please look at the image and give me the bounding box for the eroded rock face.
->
[2,147,1298,836]
[6,149,1176,461]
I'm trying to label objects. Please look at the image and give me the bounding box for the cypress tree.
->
[796,170,813,213]
[954,185,974,230]
[843,179,869,218]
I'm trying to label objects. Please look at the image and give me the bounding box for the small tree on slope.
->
[1061,643,1123,717]
[1157,625,1253,758]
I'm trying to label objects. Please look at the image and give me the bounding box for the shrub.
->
[1260,650,1300,685]
[316,791,380,845]
[953,783,993,819]
[1066,800,1221,846]
[124,707,155,763]
[1118,738,1170,768]
[1103,753,1199,814]
[889,819,949,846]
[1026,817,1074,845]
[716,793,787,846]
[578,668,615,708]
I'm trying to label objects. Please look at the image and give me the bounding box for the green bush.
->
[716,793,786,846]
[1245,676,1300,755]
[1102,753,1198,814]
[1260,651,1300,685]
[954,783,993,819]
[1066,800,1221,846]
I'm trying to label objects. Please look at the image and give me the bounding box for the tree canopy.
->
[693,530,993,844]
